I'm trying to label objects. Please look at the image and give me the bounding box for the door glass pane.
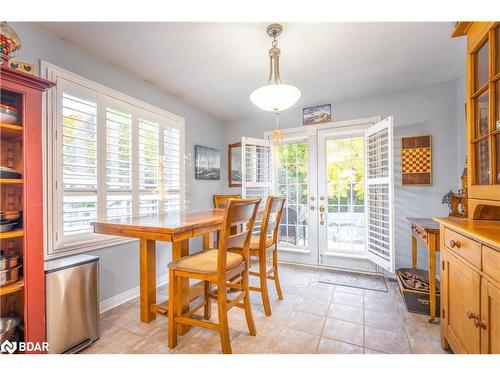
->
[496,27,500,75]
[476,40,489,91]
[276,141,308,249]
[496,80,500,130]
[325,136,365,254]
[496,134,500,183]
[475,139,490,185]
[476,91,489,137]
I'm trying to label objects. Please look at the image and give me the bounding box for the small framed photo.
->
[303,104,331,125]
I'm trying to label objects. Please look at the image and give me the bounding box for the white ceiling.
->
[35,22,465,122]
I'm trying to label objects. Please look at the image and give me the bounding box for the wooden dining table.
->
[91,209,225,334]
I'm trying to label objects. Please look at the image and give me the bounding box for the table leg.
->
[139,239,156,323]
[172,239,191,335]
[412,235,418,269]
[428,233,438,324]
[203,232,215,249]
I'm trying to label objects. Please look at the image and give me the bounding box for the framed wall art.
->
[228,142,242,187]
[195,145,221,180]
[303,104,331,125]
[401,135,432,186]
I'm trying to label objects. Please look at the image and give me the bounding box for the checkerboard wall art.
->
[401,135,432,186]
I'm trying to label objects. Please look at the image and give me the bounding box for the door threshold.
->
[278,259,391,278]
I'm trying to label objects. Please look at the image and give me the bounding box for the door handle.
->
[319,206,325,225]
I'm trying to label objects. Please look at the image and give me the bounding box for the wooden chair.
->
[213,194,241,246]
[213,194,241,209]
[167,197,261,354]
[229,195,286,316]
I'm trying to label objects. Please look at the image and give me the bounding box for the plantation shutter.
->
[60,80,98,236]
[162,126,181,211]
[241,136,273,234]
[105,104,133,220]
[365,116,395,273]
[138,118,160,216]
[241,137,273,202]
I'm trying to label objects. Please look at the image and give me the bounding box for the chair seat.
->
[168,249,244,274]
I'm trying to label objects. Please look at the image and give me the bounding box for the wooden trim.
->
[452,22,472,38]
[0,65,54,91]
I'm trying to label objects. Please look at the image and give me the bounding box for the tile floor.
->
[81,264,450,354]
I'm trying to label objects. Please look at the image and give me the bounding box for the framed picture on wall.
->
[303,104,331,125]
[228,142,242,187]
[195,145,221,180]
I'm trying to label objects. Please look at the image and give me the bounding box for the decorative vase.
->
[0,22,21,64]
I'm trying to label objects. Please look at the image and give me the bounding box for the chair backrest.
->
[217,197,261,275]
[213,194,241,209]
[259,196,286,249]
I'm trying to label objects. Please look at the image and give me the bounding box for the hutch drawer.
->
[444,228,481,269]
[482,245,500,284]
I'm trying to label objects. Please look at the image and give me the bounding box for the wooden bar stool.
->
[213,194,241,246]
[213,194,241,209]
[167,197,261,354]
[229,195,286,316]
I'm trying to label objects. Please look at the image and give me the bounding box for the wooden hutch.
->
[1,65,54,352]
[435,22,500,354]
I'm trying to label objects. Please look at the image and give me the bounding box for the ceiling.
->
[35,22,465,122]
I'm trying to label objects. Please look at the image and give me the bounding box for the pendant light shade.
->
[250,24,301,112]
[250,84,301,112]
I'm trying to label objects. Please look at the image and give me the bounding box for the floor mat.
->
[318,270,388,292]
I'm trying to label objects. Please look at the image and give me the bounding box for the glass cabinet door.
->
[471,24,500,186]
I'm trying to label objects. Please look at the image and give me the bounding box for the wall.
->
[11,23,228,302]
[225,79,466,272]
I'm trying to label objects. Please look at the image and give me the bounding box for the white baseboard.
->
[100,273,169,313]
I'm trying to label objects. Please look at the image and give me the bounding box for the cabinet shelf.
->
[0,278,24,296]
[0,178,23,185]
[0,123,23,140]
[0,229,24,240]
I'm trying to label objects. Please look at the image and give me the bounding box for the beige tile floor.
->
[82,264,450,354]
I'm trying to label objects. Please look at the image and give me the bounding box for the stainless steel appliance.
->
[45,254,99,354]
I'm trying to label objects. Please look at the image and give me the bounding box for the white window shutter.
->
[364,116,395,273]
[241,137,273,201]
[60,83,98,236]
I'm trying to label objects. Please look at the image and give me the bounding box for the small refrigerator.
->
[45,254,100,354]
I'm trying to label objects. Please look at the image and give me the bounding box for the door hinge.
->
[55,232,58,242]
[442,308,445,319]
[442,260,445,271]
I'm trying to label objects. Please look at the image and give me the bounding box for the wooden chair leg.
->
[168,269,177,349]
[259,256,272,316]
[242,270,256,336]
[272,249,283,300]
[217,282,232,354]
[204,281,212,320]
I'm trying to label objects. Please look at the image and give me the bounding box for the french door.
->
[244,116,394,274]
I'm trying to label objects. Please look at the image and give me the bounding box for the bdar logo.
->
[1,339,17,354]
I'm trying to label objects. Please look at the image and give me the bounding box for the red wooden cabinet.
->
[1,65,54,353]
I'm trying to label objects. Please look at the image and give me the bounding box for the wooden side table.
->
[406,217,441,324]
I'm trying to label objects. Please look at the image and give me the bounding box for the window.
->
[43,62,185,256]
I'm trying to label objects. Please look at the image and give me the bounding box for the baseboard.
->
[100,273,169,313]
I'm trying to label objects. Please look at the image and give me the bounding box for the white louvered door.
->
[364,116,395,273]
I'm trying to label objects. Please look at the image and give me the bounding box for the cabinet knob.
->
[449,240,461,249]
[466,310,478,320]
[478,320,487,330]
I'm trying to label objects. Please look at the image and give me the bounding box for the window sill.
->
[45,236,138,260]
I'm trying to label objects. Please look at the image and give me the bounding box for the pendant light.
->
[250,24,301,112]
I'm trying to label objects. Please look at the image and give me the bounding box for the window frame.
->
[42,61,185,258]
